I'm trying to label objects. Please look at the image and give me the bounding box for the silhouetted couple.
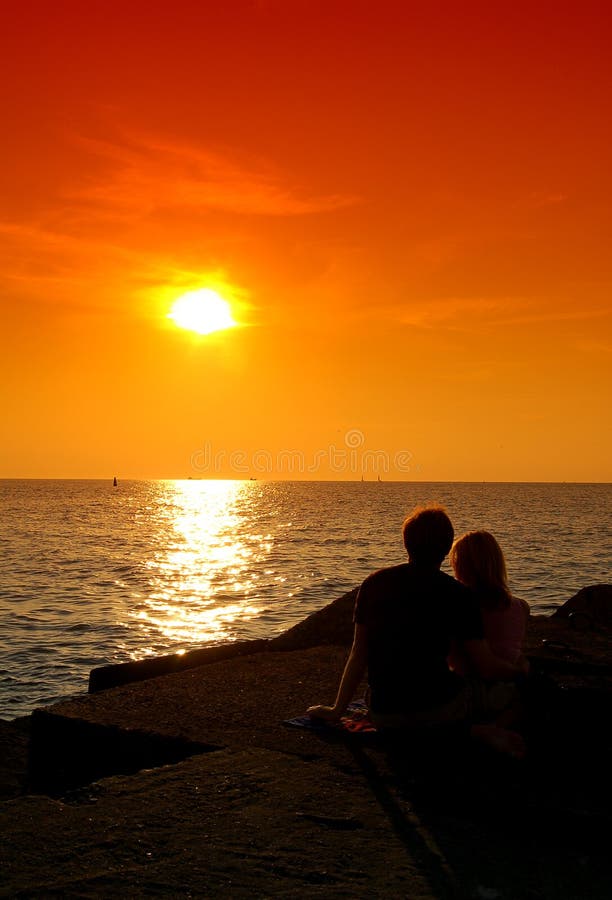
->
[308,506,529,757]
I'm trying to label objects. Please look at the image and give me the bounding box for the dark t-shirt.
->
[354,563,484,713]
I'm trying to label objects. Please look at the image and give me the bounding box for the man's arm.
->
[462,639,529,681]
[307,623,369,721]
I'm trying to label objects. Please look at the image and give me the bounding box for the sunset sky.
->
[1,0,610,481]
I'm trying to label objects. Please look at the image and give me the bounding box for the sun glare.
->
[168,288,237,335]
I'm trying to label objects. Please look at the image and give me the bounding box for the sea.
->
[1,479,610,720]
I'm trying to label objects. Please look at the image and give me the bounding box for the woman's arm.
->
[307,623,369,722]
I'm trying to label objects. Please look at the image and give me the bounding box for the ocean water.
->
[1,479,610,720]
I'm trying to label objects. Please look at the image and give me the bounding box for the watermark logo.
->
[190,429,413,477]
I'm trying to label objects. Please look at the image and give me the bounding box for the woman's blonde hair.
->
[450,530,511,609]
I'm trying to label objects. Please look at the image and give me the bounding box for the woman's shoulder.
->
[495,595,530,626]
[515,596,530,617]
[482,594,529,619]
[508,595,530,614]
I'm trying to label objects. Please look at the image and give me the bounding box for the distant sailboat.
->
[113,476,118,487]
[377,474,382,482]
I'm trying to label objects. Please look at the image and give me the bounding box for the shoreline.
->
[0,603,575,725]
[1,584,611,897]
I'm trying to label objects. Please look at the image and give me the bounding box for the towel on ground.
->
[283,700,377,734]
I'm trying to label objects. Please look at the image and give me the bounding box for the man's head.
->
[402,506,454,567]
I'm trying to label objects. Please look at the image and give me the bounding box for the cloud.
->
[513,191,569,210]
[71,133,358,219]
[393,296,502,330]
[391,295,609,331]
[0,131,358,312]
[0,219,195,314]
[575,338,612,355]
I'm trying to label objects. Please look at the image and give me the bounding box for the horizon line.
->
[1,477,610,486]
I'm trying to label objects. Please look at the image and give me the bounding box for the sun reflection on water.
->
[132,480,269,651]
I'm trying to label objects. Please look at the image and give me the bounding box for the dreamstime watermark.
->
[190,429,413,477]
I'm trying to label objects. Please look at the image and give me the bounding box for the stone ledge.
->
[29,646,354,795]
[89,637,270,693]
[3,748,436,899]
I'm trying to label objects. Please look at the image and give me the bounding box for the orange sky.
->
[1,0,610,481]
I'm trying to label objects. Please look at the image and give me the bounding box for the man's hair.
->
[402,506,454,566]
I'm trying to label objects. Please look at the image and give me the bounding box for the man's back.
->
[354,563,483,713]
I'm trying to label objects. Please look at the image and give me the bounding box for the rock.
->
[0,717,30,800]
[551,584,612,630]
[269,587,358,651]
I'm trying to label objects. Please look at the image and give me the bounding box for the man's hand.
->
[307,704,341,722]
[306,624,369,725]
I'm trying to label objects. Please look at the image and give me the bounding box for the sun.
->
[168,288,237,335]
